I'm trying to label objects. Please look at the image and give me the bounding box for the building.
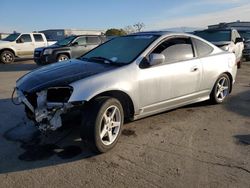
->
[208,21,250,30]
[38,29,105,41]
[0,33,10,40]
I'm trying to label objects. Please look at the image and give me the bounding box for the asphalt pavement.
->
[0,60,249,188]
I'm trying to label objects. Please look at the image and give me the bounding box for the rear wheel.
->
[57,54,69,62]
[81,97,124,153]
[210,74,231,104]
[0,50,14,64]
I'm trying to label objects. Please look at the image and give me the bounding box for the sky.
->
[0,0,250,33]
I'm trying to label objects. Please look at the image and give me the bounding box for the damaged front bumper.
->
[15,87,81,131]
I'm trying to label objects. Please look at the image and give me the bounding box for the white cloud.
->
[148,3,250,30]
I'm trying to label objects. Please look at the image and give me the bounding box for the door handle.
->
[191,66,199,72]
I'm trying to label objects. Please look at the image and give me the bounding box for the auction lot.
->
[0,60,249,187]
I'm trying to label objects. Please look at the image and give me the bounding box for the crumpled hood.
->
[16,59,117,93]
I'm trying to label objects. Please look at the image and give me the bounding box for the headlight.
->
[47,87,73,103]
[43,49,53,55]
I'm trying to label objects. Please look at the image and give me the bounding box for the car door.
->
[86,36,101,51]
[15,34,34,57]
[33,34,46,48]
[138,37,202,113]
[70,36,88,58]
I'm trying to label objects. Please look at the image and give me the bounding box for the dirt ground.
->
[0,60,249,188]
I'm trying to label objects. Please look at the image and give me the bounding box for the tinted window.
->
[238,30,250,41]
[193,38,213,57]
[194,30,231,42]
[75,37,86,45]
[152,38,194,63]
[19,34,32,42]
[33,34,44,42]
[87,36,101,44]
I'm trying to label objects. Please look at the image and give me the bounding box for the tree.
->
[123,25,135,34]
[133,22,145,32]
[105,28,127,36]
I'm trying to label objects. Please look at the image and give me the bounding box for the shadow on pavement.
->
[0,98,97,174]
[234,134,250,145]
[224,90,250,117]
[0,62,38,72]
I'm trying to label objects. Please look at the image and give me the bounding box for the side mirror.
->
[149,53,165,66]
[235,37,243,44]
[16,38,24,43]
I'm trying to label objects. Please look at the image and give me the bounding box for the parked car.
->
[238,30,250,61]
[15,31,237,153]
[34,35,105,65]
[0,33,56,64]
[194,29,244,68]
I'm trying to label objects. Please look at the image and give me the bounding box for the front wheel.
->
[210,74,231,104]
[57,54,69,62]
[0,50,15,64]
[81,97,124,153]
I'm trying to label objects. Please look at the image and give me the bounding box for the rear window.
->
[192,38,213,57]
[87,36,101,45]
[33,34,44,42]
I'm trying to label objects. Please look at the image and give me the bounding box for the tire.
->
[210,74,231,104]
[57,54,69,62]
[81,97,124,153]
[0,50,15,64]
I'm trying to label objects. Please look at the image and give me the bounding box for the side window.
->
[74,37,86,46]
[192,38,213,57]
[33,34,44,42]
[152,37,194,63]
[19,34,32,42]
[86,36,101,45]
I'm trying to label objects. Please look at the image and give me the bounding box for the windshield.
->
[2,33,20,42]
[55,36,76,46]
[81,35,159,64]
[238,31,250,41]
[195,30,231,42]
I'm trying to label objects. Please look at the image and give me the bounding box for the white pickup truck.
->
[0,33,56,64]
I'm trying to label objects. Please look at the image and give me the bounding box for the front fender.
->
[53,49,71,58]
[68,63,139,110]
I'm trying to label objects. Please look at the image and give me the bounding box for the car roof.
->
[129,31,197,38]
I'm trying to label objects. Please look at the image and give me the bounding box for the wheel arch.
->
[223,72,233,93]
[0,48,16,57]
[55,51,71,59]
[89,90,135,120]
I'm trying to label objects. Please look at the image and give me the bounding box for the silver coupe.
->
[15,31,237,153]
